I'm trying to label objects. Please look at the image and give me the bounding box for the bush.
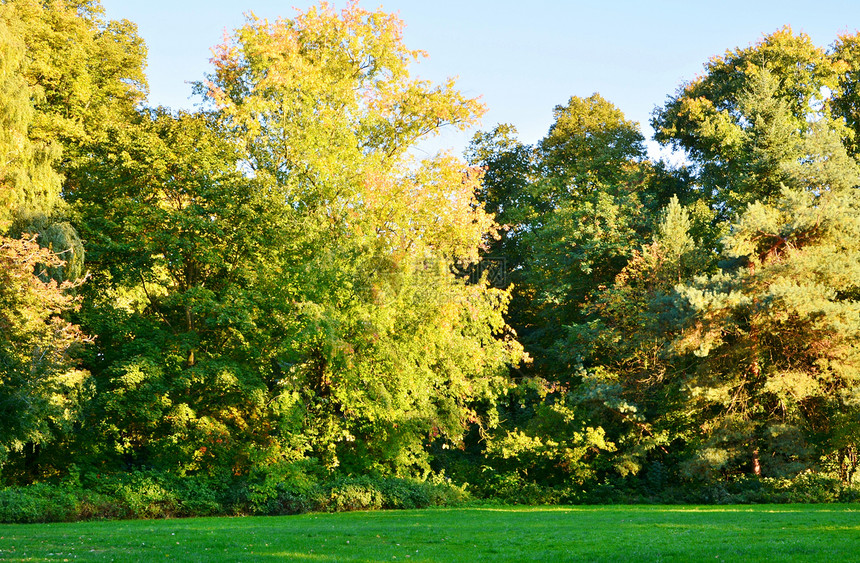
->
[325,477,385,512]
[112,473,178,518]
[252,474,470,515]
[472,469,561,505]
[0,470,232,522]
[763,472,842,504]
[0,484,77,523]
[381,478,430,509]
[2,465,857,523]
[173,476,224,517]
[424,473,471,506]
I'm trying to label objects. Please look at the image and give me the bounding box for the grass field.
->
[0,505,858,562]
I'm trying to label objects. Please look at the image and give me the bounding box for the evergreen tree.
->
[652,27,860,481]
[672,185,860,479]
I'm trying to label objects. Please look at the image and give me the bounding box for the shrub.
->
[325,477,385,512]
[424,473,470,507]
[472,469,561,505]
[0,468,467,523]
[0,484,77,523]
[173,476,223,517]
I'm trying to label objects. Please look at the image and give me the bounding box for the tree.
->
[540,93,647,193]
[566,196,713,479]
[205,3,524,476]
[651,28,860,480]
[68,2,523,478]
[0,7,92,480]
[0,10,62,231]
[466,124,536,271]
[522,94,651,373]
[653,27,847,218]
[672,186,860,480]
[0,0,147,283]
[0,235,88,477]
[69,109,287,475]
[4,0,147,156]
[465,96,660,487]
[830,32,860,158]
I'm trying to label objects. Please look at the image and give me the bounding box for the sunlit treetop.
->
[653,26,844,158]
[203,0,485,182]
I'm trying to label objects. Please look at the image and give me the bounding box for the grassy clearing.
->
[0,504,858,562]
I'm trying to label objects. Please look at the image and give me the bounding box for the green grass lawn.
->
[0,505,858,562]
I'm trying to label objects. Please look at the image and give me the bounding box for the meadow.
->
[1,505,858,562]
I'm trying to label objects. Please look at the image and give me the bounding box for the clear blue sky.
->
[101,0,860,159]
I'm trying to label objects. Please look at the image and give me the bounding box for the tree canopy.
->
[1,4,859,504]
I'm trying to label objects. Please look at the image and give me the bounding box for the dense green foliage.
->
[464,25,860,498]
[0,471,469,523]
[1,2,860,516]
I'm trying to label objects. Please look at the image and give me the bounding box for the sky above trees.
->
[101,0,860,158]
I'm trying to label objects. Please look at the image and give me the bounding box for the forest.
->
[2,0,860,519]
